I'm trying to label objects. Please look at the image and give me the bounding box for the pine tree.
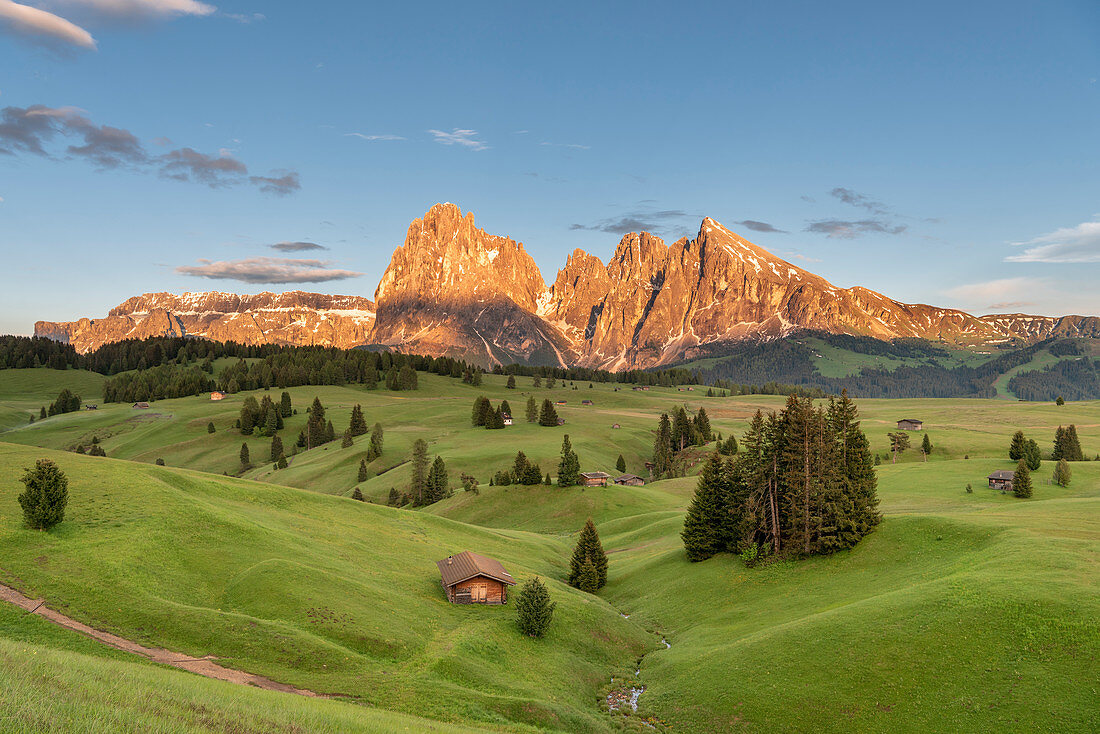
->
[367,423,384,460]
[342,430,354,448]
[349,404,368,436]
[39,406,46,420]
[471,370,482,387]
[651,413,673,478]
[921,433,933,458]
[500,400,511,417]
[576,558,599,593]
[239,442,251,470]
[538,399,559,427]
[18,458,68,530]
[525,396,538,423]
[616,454,626,473]
[472,396,492,426]
[532,375,542,388]
[387,488,400,506]
[1066,425,1084,461]
[544,472,552,485]
[280,391,292,417]
[1056,396,1065,406]
[557,435,580,486]
[487,407,505,429]
[694,407,713,442]
[1013,458,1033,498]
[270,435,284,462]
[239,404,255,435]
[515,577,555,638]
[207,421,216,434]
[1052,458,1072,487]
[888,431,910,463]
[427,456,450,503]
[1009,430,1027,461]
[506,375,516,389]
[513,451,529,479]
[351,487,365,501]
[398,365,418,390]
[276,455,288,469]
[1025,439,1041,471]
[410,439,429,505]
[568,518,608,589]
[681,454,730,561]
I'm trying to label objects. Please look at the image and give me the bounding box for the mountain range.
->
[35,203,1100,368]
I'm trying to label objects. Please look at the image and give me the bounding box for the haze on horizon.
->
[1,0,1098,336]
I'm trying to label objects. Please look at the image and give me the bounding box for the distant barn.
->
[897,419,924,431]
[580,471,611,487]
[614,474,645,486]
[210,391,226,401]
[988,470,1014,491]
[556,400,567,405]
[581,399,593,406]
[611,423,621,429]
[437,551,516,605]
[502,413,513,426]
[133,402,150,409]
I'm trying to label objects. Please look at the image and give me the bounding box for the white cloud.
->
[943,277,1049,311]
[345,132,405,141]
[48,0,215,18]
[427,128,488,151]
[1006,220,1100,263]
[176,257,361,284]
[0,0,96,48]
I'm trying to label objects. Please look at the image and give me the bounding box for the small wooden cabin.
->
[580,471,611,487]
[611,423,621,429]
[988,470,1014,491]
[897,419,923,431]
[581,399,593,406]
[502,413,513,426]
[210,391,226,401]
[133,402,150,409]
[556,400,567,405]
[614,474,645,486]
[437,551,516,605]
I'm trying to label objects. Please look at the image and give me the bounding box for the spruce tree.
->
[513,451,529,479]
[694,407,713,442]
[410,439,429,505]
[544,472,552,485]
[557,435,580,486]
[351,487,365,501]
[681,454,729,561]
[358,459,369,482]
[515,577,555,638]
[487,407,505,429]
[270,435,284,462]
[568,518,609,589]
[538,399,559,427]
[506,375,516,389]
[525,396,538,423]
[341,430,354,448]
[500,399,511,417]
[576,558,599,593]
[1066,425,1084,461]
[921,432,932,457]
[1056,396,1065,406]
[39,406,46,420]
[18,458,68,530]
[652,413,673,478]
[472,396,492,426]
[1025,439,1041,471]
[471,370,482,387]
[1009,430,1027,461]
[349,404,368,436]
[1013,458,1033,498]
[532,375,542,388]
[616,454,626,473]
[280,391,292,417]
[207,421,216,434]
[325,420,336,444]
[427,456,450,503]
[398,365,418,390]
[239,442,251,470]
[276,455,288,469]
[1052,458,1072,487]
[368,423,384,460]
[387,488,400,506]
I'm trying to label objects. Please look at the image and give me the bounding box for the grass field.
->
[1,367,1098,732]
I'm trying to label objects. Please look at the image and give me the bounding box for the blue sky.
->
[1,0,1097,335]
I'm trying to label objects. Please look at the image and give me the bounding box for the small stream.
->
[605,612,671,723]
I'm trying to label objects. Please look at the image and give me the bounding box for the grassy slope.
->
[0,368,106,432]
[2,368,1099,731]
[0,444,651,733]
[802,337,990,378]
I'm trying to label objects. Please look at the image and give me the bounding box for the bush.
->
[515,577,555,638]
[155,458,165,466]
[18,459,69,530]
[207,421,216,434]
[739,542,761,566]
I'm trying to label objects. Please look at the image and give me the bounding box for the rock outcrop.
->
[35,204,1100,366]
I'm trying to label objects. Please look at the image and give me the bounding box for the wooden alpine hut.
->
[437,551,516,605]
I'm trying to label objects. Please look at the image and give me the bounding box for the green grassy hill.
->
[1,367,1098,731]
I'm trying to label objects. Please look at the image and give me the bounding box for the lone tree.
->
[1052,458,1072,487]
[557,435,580,487]
[616,454,627,473]
[888,431,911,464]
[349,404,368,436]
[515,577,555,638]
[207,421,216,434]
[568,518,608,590]
[1013,458,1033,498]
[921,433,933,459]
[239,442,251,470]
[538,399,560,427]
[506,375,516,389]
[367,423,384,461]
[1056,396,1065,406]
[357,459,369,482]
[351,487,365,501]
[525,396,538,423]
[18,458,69,530]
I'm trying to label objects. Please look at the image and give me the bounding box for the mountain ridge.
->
[34,203,1100,366]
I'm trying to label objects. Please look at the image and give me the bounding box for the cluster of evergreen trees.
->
[239,392,290,436]
[491,361,699,388]
[1008,431,1043,471]
[682,393,880,562]
[495,451,544,486]
[537,399,560,426]
[408,439,450,506]
[650,406,713,478]
[1052,425,1084,461]
[46,388,82,416]
[295,397,335,450]
[103,364,216,403]
[1009,357,1100,402]
[472,396,512,429]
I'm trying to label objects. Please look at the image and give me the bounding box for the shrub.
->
[18,459,69,530]
[740,542,761,566]
[155,458,165,466]
[515,577,555,638]
[207,421,216,434]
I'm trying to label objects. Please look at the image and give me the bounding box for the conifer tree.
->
[506,375,516,389]
[239,442,251,470]
[525,396,538,423]
[351,487,365,501]
[568,518,608,589]
[500,399,511,417]
[681,454,730,561]
[276,455,288,469]
[532,375,542,388]
[651,413,673,478]
[576,558,599,593]
[341,430,354,448]
[349,404,368,436]
[39,406,46,420]
[270,435,284,462]
[921,432,933,458]
[1025,439,1041,471]
[1013,458,1033,498]
[367,423,384,460]
[515,577,555,638]
[888,431,910,464]
[280,391,292,417]
[207,421,216,434]
[471,370,482,387]
[239,404,255,435]
[616,454,626,473]
[694,406,713,442]
[1056,396,1065,406]
[544,472,552,485]
[1052,458,1072,487]
[513,451,529,479]
[1066,425,1084,461]
[18,458,68,530]
[427,456,450,503]
[487,407,505,429]
[472,396,492,426]
[557,435,580,486]
[410,439,429,505]
[538,399,559,426]
[358,458,369,482]
[387,488,400,506]
[1009,430,1027,461]
[398,365,418,390]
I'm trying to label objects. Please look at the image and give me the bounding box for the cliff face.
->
[34,203,1100,365]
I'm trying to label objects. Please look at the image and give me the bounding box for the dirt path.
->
[0,582,326,698]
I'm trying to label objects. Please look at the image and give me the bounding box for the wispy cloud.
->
[345,132,405,141]
[48,0,214,20]
[736,219,786,234]
[427,128,488,151]
[176,257,362,284]
[805,219,907,239]
[829,187,889,215]
[0,104,300,193]
[540,141,590,150]
[0,1,96,49]
[1006,219,1100,263]
[269,241,327,252]
[222,10,263,23]
[944,277,1048,311]
[571,207,697,236]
